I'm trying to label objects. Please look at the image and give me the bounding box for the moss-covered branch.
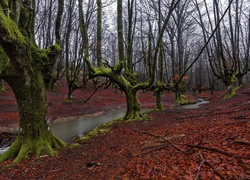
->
[0,45,9,75]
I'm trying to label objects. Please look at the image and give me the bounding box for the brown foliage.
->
[0,80,250,179]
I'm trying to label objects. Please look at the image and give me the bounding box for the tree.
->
[79,0,180,120]
[166,0,195,102]
[194,0,243,98]
[225,0,250,86]
[0,0,65,163]
[35,0,66,89]
[64,0,84,102]
[148,0,168,110]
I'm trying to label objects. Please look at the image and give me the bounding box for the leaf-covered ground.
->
[0,81,250,179]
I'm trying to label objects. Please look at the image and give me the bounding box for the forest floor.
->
[0,80,250,179]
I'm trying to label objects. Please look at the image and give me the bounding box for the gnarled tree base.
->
[224,86,237,99]
[0,135,66,164]
[122,110,150,122]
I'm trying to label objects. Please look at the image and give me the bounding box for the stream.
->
[0,109,127,155]
[0,100,209,155]
[0,147,9,155]
[181,98,210,109]
[51,109,128,142]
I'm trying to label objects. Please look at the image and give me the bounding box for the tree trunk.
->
[175,89,182,101]
[123,87,142,120]
[66,85,75,102]
[155,90,163,110]
[155,82,164,110]
[224,84,236,99]
[223,73,236,99]
[1,69,65,164]
[0,0,66,163]
[236,74,244,86]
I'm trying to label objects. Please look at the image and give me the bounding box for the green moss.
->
[0,3,65,164]
[0,9,27,45]
[18,4,30,36]
[68,143,80,149]
[31,44,61,68]
[80,126,110,142]
[78,116,126,142]
[177,99,196,105]
[31,46,48,62]
[0,134,66,164]
[79,110,151,143]
[30,44,62,88]
[223,88,236,99]
[64,99,75,103]
[0,46,10,75]
[47,44,61,58]
[0,85,7,92]
[0,0,8,11]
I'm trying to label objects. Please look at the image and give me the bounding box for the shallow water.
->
[0,109,149,154]
[0,101,208,155]
[0,147,9,155]
[51,109,127,142]
[0,110,126,155]
[181,98,209,109]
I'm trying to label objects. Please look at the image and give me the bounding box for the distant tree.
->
[79,0,180,119]
[148,0,167,110]
[225,0,250,86]
[194,0,243,98]
[159,0,195,103]
[0,0,65,163]
[35,0,65,89]
[64,0,85,102]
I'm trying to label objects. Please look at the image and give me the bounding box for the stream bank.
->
[180,98,210,109]
[0,98,210,154]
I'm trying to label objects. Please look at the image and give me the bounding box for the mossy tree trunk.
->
[173,83,182,100]
[2,68,65,164]
[123,86,142,120]
[236,73,245,87]
[222,71,237,99]
[78,0,144,120]
[155,83,164,110]
[0,1,65,163]
[78,0,178,120]
[175,88,182,101]
[154,1,165,111]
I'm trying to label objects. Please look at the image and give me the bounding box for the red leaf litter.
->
[0,79,250,179]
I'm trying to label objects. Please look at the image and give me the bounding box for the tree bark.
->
[0,1,65,163]
[2,68,65,163]
[123,87,142,120]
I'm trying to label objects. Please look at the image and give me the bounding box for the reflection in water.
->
[51,109,127,142]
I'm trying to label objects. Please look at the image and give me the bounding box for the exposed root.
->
[234,140,250,146]
[0,139,21,163]
[123,112,150,122]
[0,135,66,164]
[133,129,250,176]
[195,151,227,180]
[133,129,194,153]
[225,120,250,125]
[186,144,250,159]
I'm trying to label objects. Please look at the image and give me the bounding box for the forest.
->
[0,0,250,179]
